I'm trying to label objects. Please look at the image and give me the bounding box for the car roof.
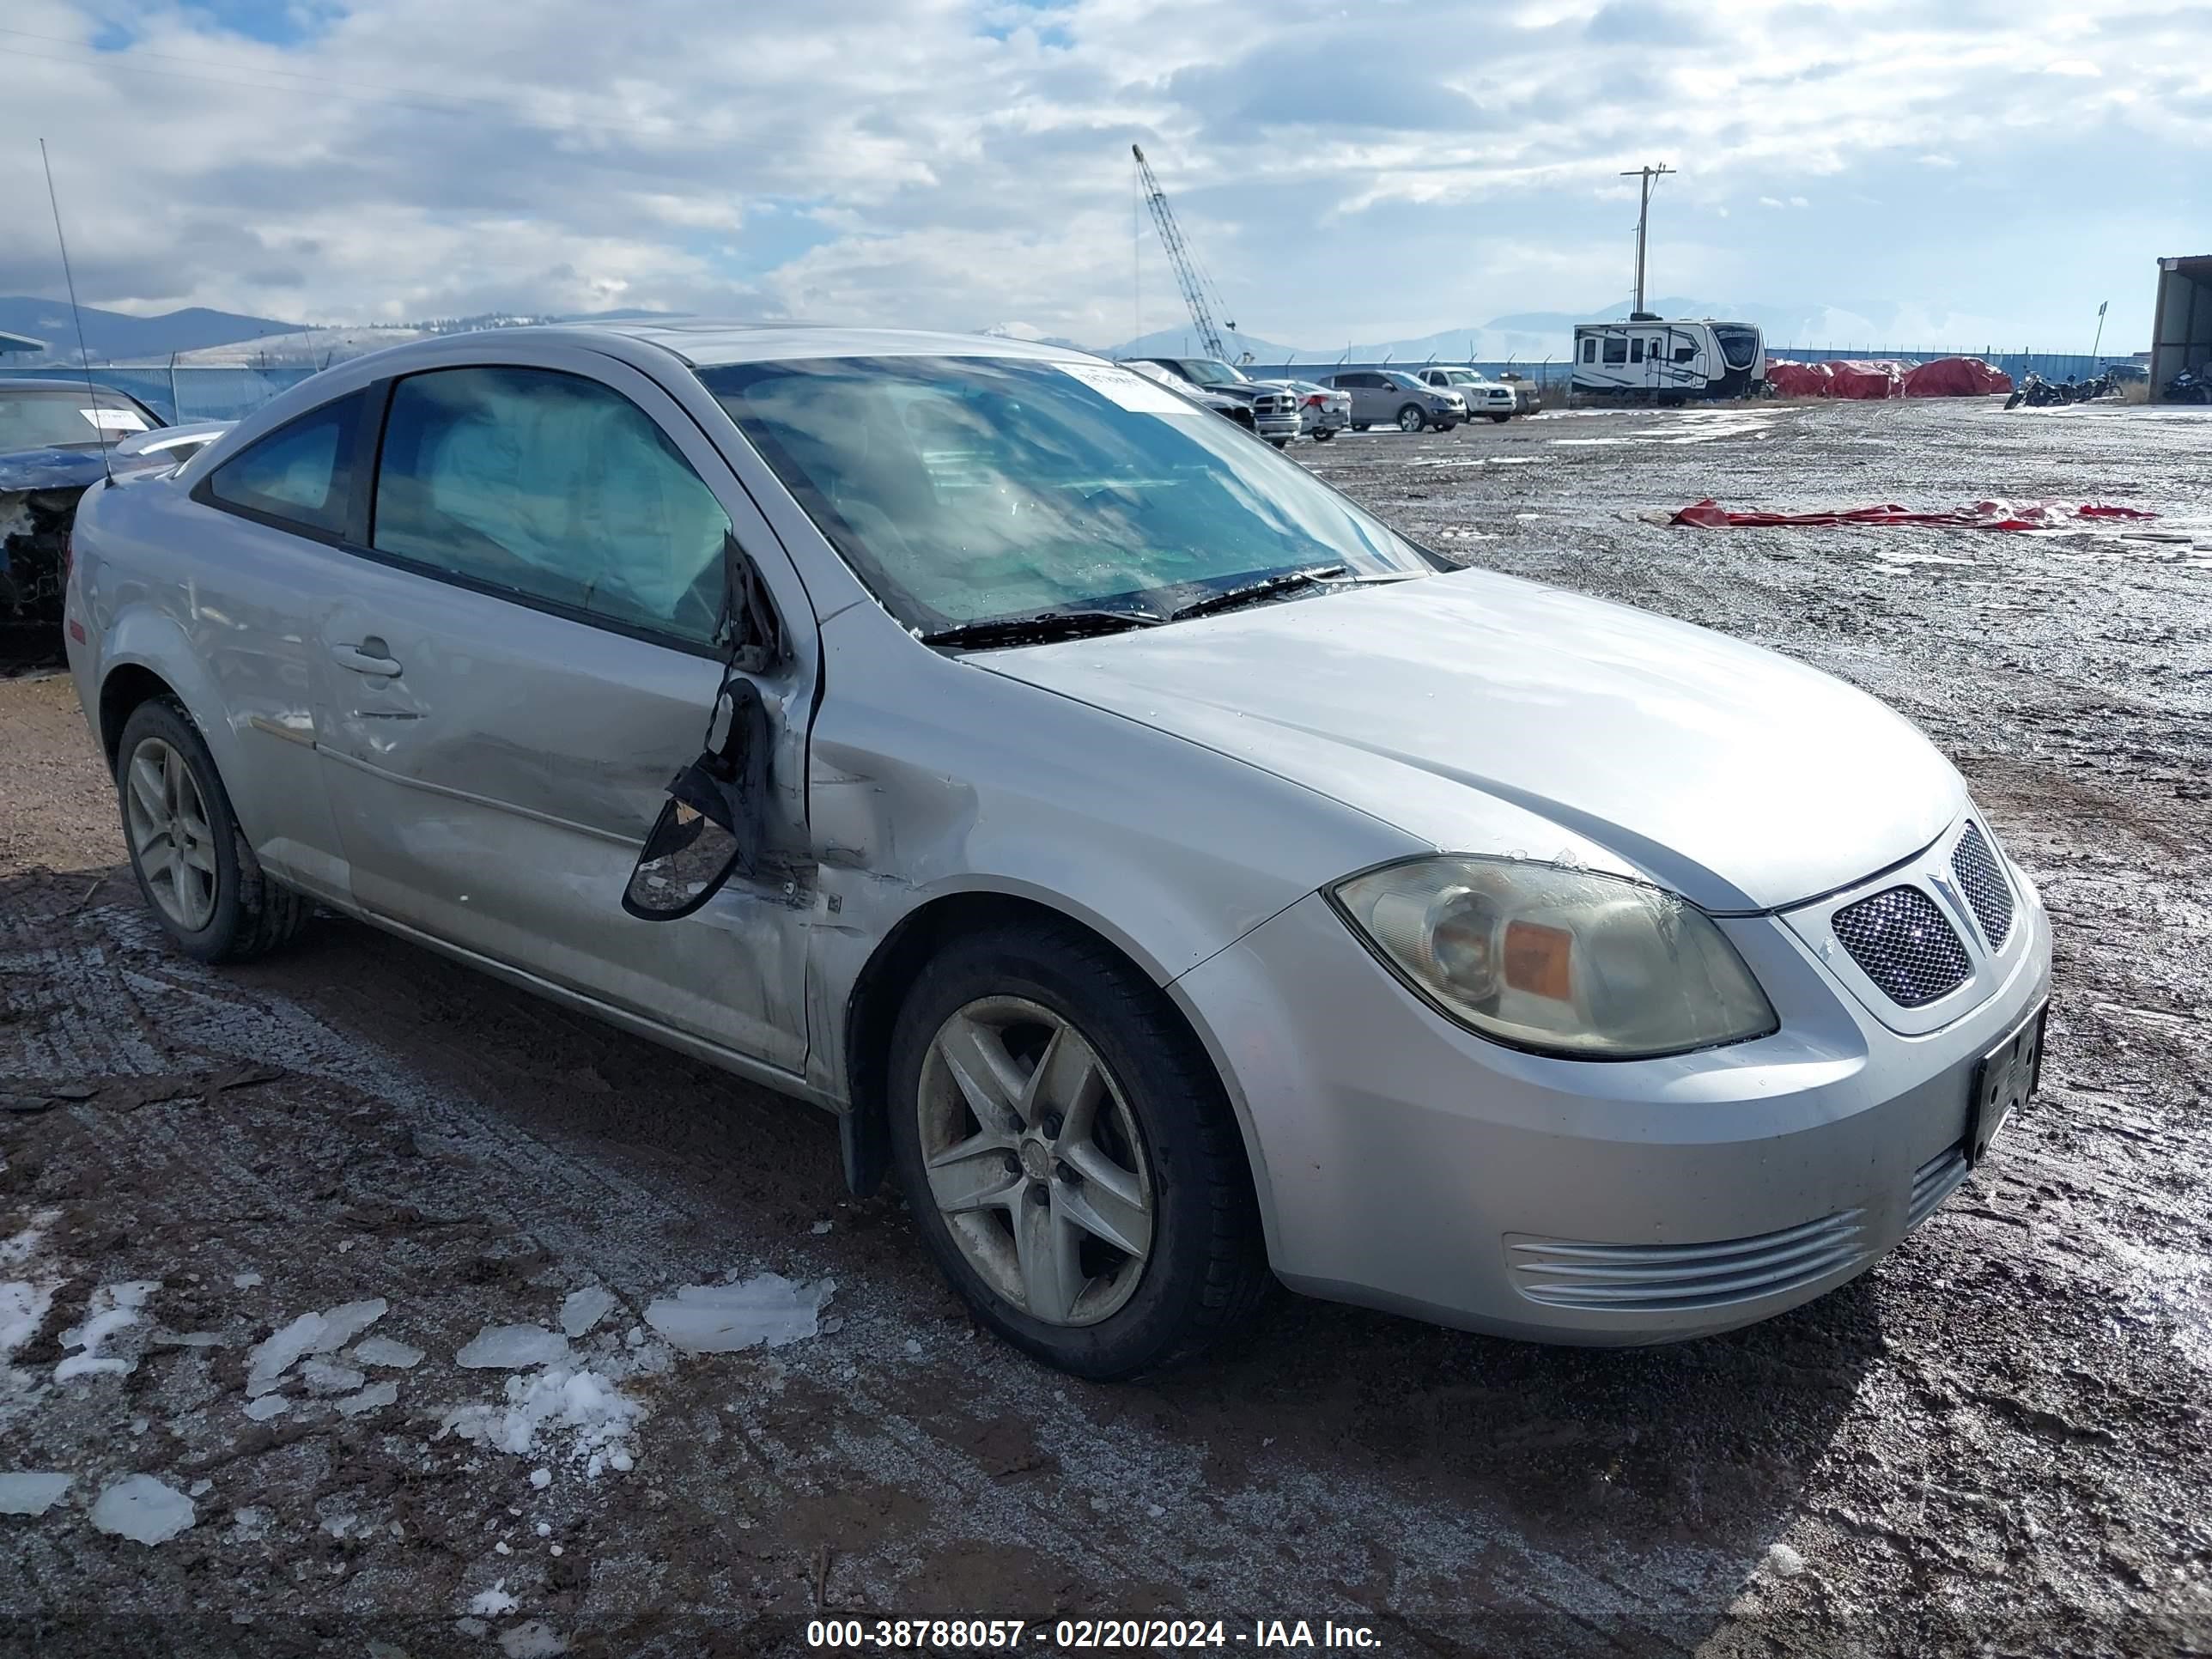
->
[479,321,1095,369]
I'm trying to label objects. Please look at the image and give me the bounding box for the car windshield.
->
[0,387,157,452]
[701,356,1433,632]
[1171,358,1245,384]
[1382,371,1424,390]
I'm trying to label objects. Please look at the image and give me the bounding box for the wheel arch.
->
[836,888,1273,1257]
[94,610,264,842]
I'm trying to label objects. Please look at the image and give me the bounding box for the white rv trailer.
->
[1571,316,1765,400]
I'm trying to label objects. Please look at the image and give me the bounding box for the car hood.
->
[0,446,107,493]
[977,568,1965,912]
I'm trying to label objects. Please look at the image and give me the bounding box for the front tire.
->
[1396,404,1426,433]
[887,921,1269,1379]
[1488,412,1511,424]
[1352,422,1370,432]
[115,699,310,963]
[1310,428,1336,442]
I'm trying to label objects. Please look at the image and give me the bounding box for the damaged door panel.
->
[307,345,818,1073]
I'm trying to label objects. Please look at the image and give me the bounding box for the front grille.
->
[1506,1210,1869,1312]
[1909,1144,1969,1229]
[1950,822,2015,949]
[1831,886,1972,1007]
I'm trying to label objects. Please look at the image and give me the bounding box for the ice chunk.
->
[811,1221,833,1235]
[232,1272,262,1290]
[336,1381,399,1418]
[529,1468,551,1489]
[154,1331,228,1348]
[306,1299,388,1354]
[301,1360,366,1395]
[469,1581,519,1617]
[55,1281,158,1382]
[243,1395,291,1422]
[438,1367,643,1478]
[1765,1542,1806,1578]
[559,1287,616,1340]
[89,1474,196,1544]
[643,1274,835,1352]
[246,1300,389,1395]
[501,1620,569,1656]
[245,1313,325,1397]
[0,1472,70,1516]
[188,1480,212,1498]
[458,1325,570,1370]
[353,1336,424,1370]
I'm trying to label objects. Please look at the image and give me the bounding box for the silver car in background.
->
[1320,368,1467,432]
[64,323,2051,1379]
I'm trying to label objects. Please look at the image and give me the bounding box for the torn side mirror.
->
[623,668,774,922]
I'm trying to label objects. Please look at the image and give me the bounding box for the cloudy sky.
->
[3,0,2203,351]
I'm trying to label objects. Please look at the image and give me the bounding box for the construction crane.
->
[1133,143,1236,361]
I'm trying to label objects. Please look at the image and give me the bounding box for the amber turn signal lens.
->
[1504,920,1573,1002]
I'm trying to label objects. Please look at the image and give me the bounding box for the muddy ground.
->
[3,396,2209,1658]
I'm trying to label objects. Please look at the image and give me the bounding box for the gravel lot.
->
[3,396,2209,1657]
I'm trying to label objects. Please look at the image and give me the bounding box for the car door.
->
[177,388,373,904]
[309,349,816,1073]
[1343,373,1380,424]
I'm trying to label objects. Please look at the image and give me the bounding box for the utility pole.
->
[1620,164,1674,316]
[2091,300,2108,362]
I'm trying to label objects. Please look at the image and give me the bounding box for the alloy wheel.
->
[123,737,218,932]
[916,995,1155,1326]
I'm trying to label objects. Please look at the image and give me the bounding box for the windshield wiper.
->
[920,609,1164,650]
[1168,564,1348,622]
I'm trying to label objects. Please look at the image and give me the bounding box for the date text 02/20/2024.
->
[805,1619,1383,1650]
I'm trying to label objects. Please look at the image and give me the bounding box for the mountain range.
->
[2,295,2047,369]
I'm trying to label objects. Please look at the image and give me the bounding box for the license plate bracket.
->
[1966,1001,2046,1167]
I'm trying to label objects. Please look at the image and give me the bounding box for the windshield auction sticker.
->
[81,408,150,432]
[1052,361,1202,416]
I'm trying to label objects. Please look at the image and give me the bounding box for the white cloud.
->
[0,0,2201,349]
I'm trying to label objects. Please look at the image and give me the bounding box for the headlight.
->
[1328,855,1778,1059]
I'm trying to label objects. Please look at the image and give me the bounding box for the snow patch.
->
[468,1582,520,1617]
[89,1474,196,1544]
[0,1472,70,1516]
[0,1211,59,1272]
[352,1336,424,1370]
[55,1281,159,1382]
[644,1274,835,1352]
[458,1325,571,1370]
[439,1367,644,1480]
[1765,1542,1806,1578]
[501,1620,569,1656]
[559,1287,616,1340]
[0,1280,55,1365]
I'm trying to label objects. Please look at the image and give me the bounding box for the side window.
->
[371,366,732,645]
[1630,337,1645,364]
[1674,343,1698,362]
[1602,337,1628,365]
[1581,338,1597,364]
[204,392,362,538]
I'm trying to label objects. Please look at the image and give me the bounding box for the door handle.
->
[331,637,402,677]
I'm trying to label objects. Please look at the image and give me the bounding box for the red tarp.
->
[1902,356,2014,398]
[1673,500,2159,531]
[1766,360,1833,398]
[1824,359,1910,399]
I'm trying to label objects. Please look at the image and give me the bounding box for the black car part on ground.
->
[0,483,87,667]
[2162,368,2212,405]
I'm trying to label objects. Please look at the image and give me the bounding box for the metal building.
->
[2150,257,2212,400]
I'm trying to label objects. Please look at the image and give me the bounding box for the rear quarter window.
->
[202,393,363,539]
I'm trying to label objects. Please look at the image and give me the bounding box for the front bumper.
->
[1255,412,1303,441]
[1172,853,2052,1345]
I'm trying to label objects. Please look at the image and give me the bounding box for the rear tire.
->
[1488,412,1510,424]
[886,921,1271,1380]
[1352,422,1370,432]
[114,699,310,963]
[1396,404,1426,433]
[1310,428,1336,442]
